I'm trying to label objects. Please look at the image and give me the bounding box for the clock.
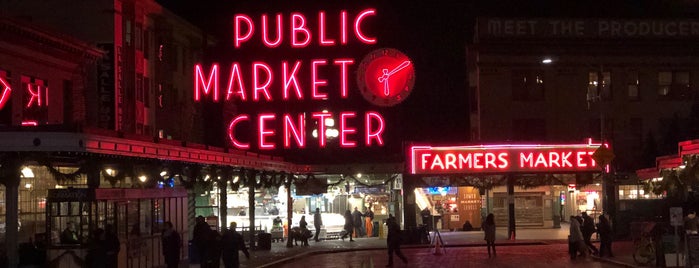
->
[356,48,415,107]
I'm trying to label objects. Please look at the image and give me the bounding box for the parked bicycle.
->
[632,222,656,266]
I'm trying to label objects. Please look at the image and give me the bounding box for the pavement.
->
[190,224,644,268]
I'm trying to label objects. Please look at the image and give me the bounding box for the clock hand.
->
[377,61,412,96]
[386,61,411,77]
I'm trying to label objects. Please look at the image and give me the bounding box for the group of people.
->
[192,216,250,268]
[568,212,614,260]
[340,207,376,241]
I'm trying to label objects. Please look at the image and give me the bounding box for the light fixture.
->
[21,167,34,178]
[25,183,32,189]
[312,129,318,138]
[160,171,167,177]
[233,176,240,183]
[325,117,335,127]
[138,175,147,183]
[541,58,553,64]
[204,175,210,181]
[680,164,687,169]
[356,173,362,179]
[105,168,115,176]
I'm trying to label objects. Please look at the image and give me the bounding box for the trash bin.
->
[257,232,272,250]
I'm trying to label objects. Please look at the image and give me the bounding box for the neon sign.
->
[0,77,10,110]
[409,142,604,175]
[195,8,412,150]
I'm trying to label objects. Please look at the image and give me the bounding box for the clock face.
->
[356,48,415,107]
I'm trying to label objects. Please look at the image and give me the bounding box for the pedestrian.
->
[353,207,365,237]
[597,214,614,257]
[569,215,588,259]
[341,210,354,242]
[313,208,323,242]
[581,212,599,255]
[222,222,250,268]
[299,215,310,246]
[193,215,212,264]
[686,210,699,234]
[104,224,120,268]
[205,230,223,268]
[161,221,181,268]
[85,228,107,267]
[60,221,80,244]
[365,207,375,237]
[386,214,408,267]
[483,213,496,258]
[421,207,431,230]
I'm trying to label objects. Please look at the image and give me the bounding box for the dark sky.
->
[156,0,696,164]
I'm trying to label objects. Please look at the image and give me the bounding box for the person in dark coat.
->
[193,215,212,264]
[204,231,223,268]
[85,228,107,267]
[421,207,431,231]
[352,207,364,237]
[299,215,310,246]
[161,221,181,268]
[60,221,80,244]
[581,212,599,255]
[222,222,250,268]
[386,214,408,266]
[597,214,614,257]
[104,224,120,268]
[313,208,323,242]
[483,213,496,257]
[341,210,354,241]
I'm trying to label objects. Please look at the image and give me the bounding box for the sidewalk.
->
[208,226,641,268]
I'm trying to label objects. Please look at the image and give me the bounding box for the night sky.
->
[156,0,697,164]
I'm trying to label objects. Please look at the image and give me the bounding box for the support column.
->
[286,177,294,248]
[402,175,417,229]
[248,179,256,249]
[2,160,21,268]
[507,175,516,240]
[220,180,228,230]
[602,173,616,223]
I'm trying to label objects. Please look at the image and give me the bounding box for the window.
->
[125,20,132,47]
[658,71,691,99]
[135,25,143,50]
[511,70,544,101]
[512,118,546,141]
[588,71,612,101]
[627,71,640,101]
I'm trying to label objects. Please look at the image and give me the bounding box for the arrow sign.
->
[592,146,615,168]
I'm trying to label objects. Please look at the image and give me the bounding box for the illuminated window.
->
[627,71,640,101]
[511,70,545,101]
[658,71,691,99]
[588,71,611,101]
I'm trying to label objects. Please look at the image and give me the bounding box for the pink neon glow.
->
[311,60,328,99]
[234,15,255,48]
[340,112,357,147]
[21,120,38,126]
[261,14,283,48]
[45,86,48,107]
[194,64,219,102]
[25,84,41,108]
[318,12,335,46]
[282,61,303,100]
[228,115,250,149]
[365,111,385,146]
[258,114,276,149]
[312,112,331,147]
[334,59,354,98]
[340,11,348,44]
[378,61,411,96]
[226,63,246,101]
[283,113,305,148]
[0,77,10,110]
[253,62,273,101]
[291,13,311,48]
[354,9,377,44]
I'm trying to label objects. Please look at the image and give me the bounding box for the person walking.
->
[386,214,408,267]
[341,210,354,241]
[569,216,588,259]
[85,228,107,268]
[299,215,310,246]
[193,215,212,265]
[597,214,614,257]
[222,222,250,268]
[365,207,375,238]
[483,213,496,258]
[581,212,599,255]
[104,224,120,268]
[353,207,365,237]
[313,208,323,242]
[161,221,181,268]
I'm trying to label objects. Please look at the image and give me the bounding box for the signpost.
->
[670,207,683,267]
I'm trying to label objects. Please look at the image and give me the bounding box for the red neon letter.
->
[340,10,348,44]
[283,114,305,148]
[194,64,219,102]
[312,112,331,147]
[228,115,250,149]
[334,59,354,98]
[354,9,377,44]
[365,111,385,146]
[291,13,311,48]
[577,151,588,167]
[226,63,246,101]
[262,14,283,48]
[318,12,335,46]
[253,62,273,101]
[311,59,328,99]
[259,114,276,150]
[340,112,357,147]
[234,15,254,48]
[25,84,42,108]
[282,61,303,100]
[520,153,533,168]
[498,153,509,168]
[0,77,10,110]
